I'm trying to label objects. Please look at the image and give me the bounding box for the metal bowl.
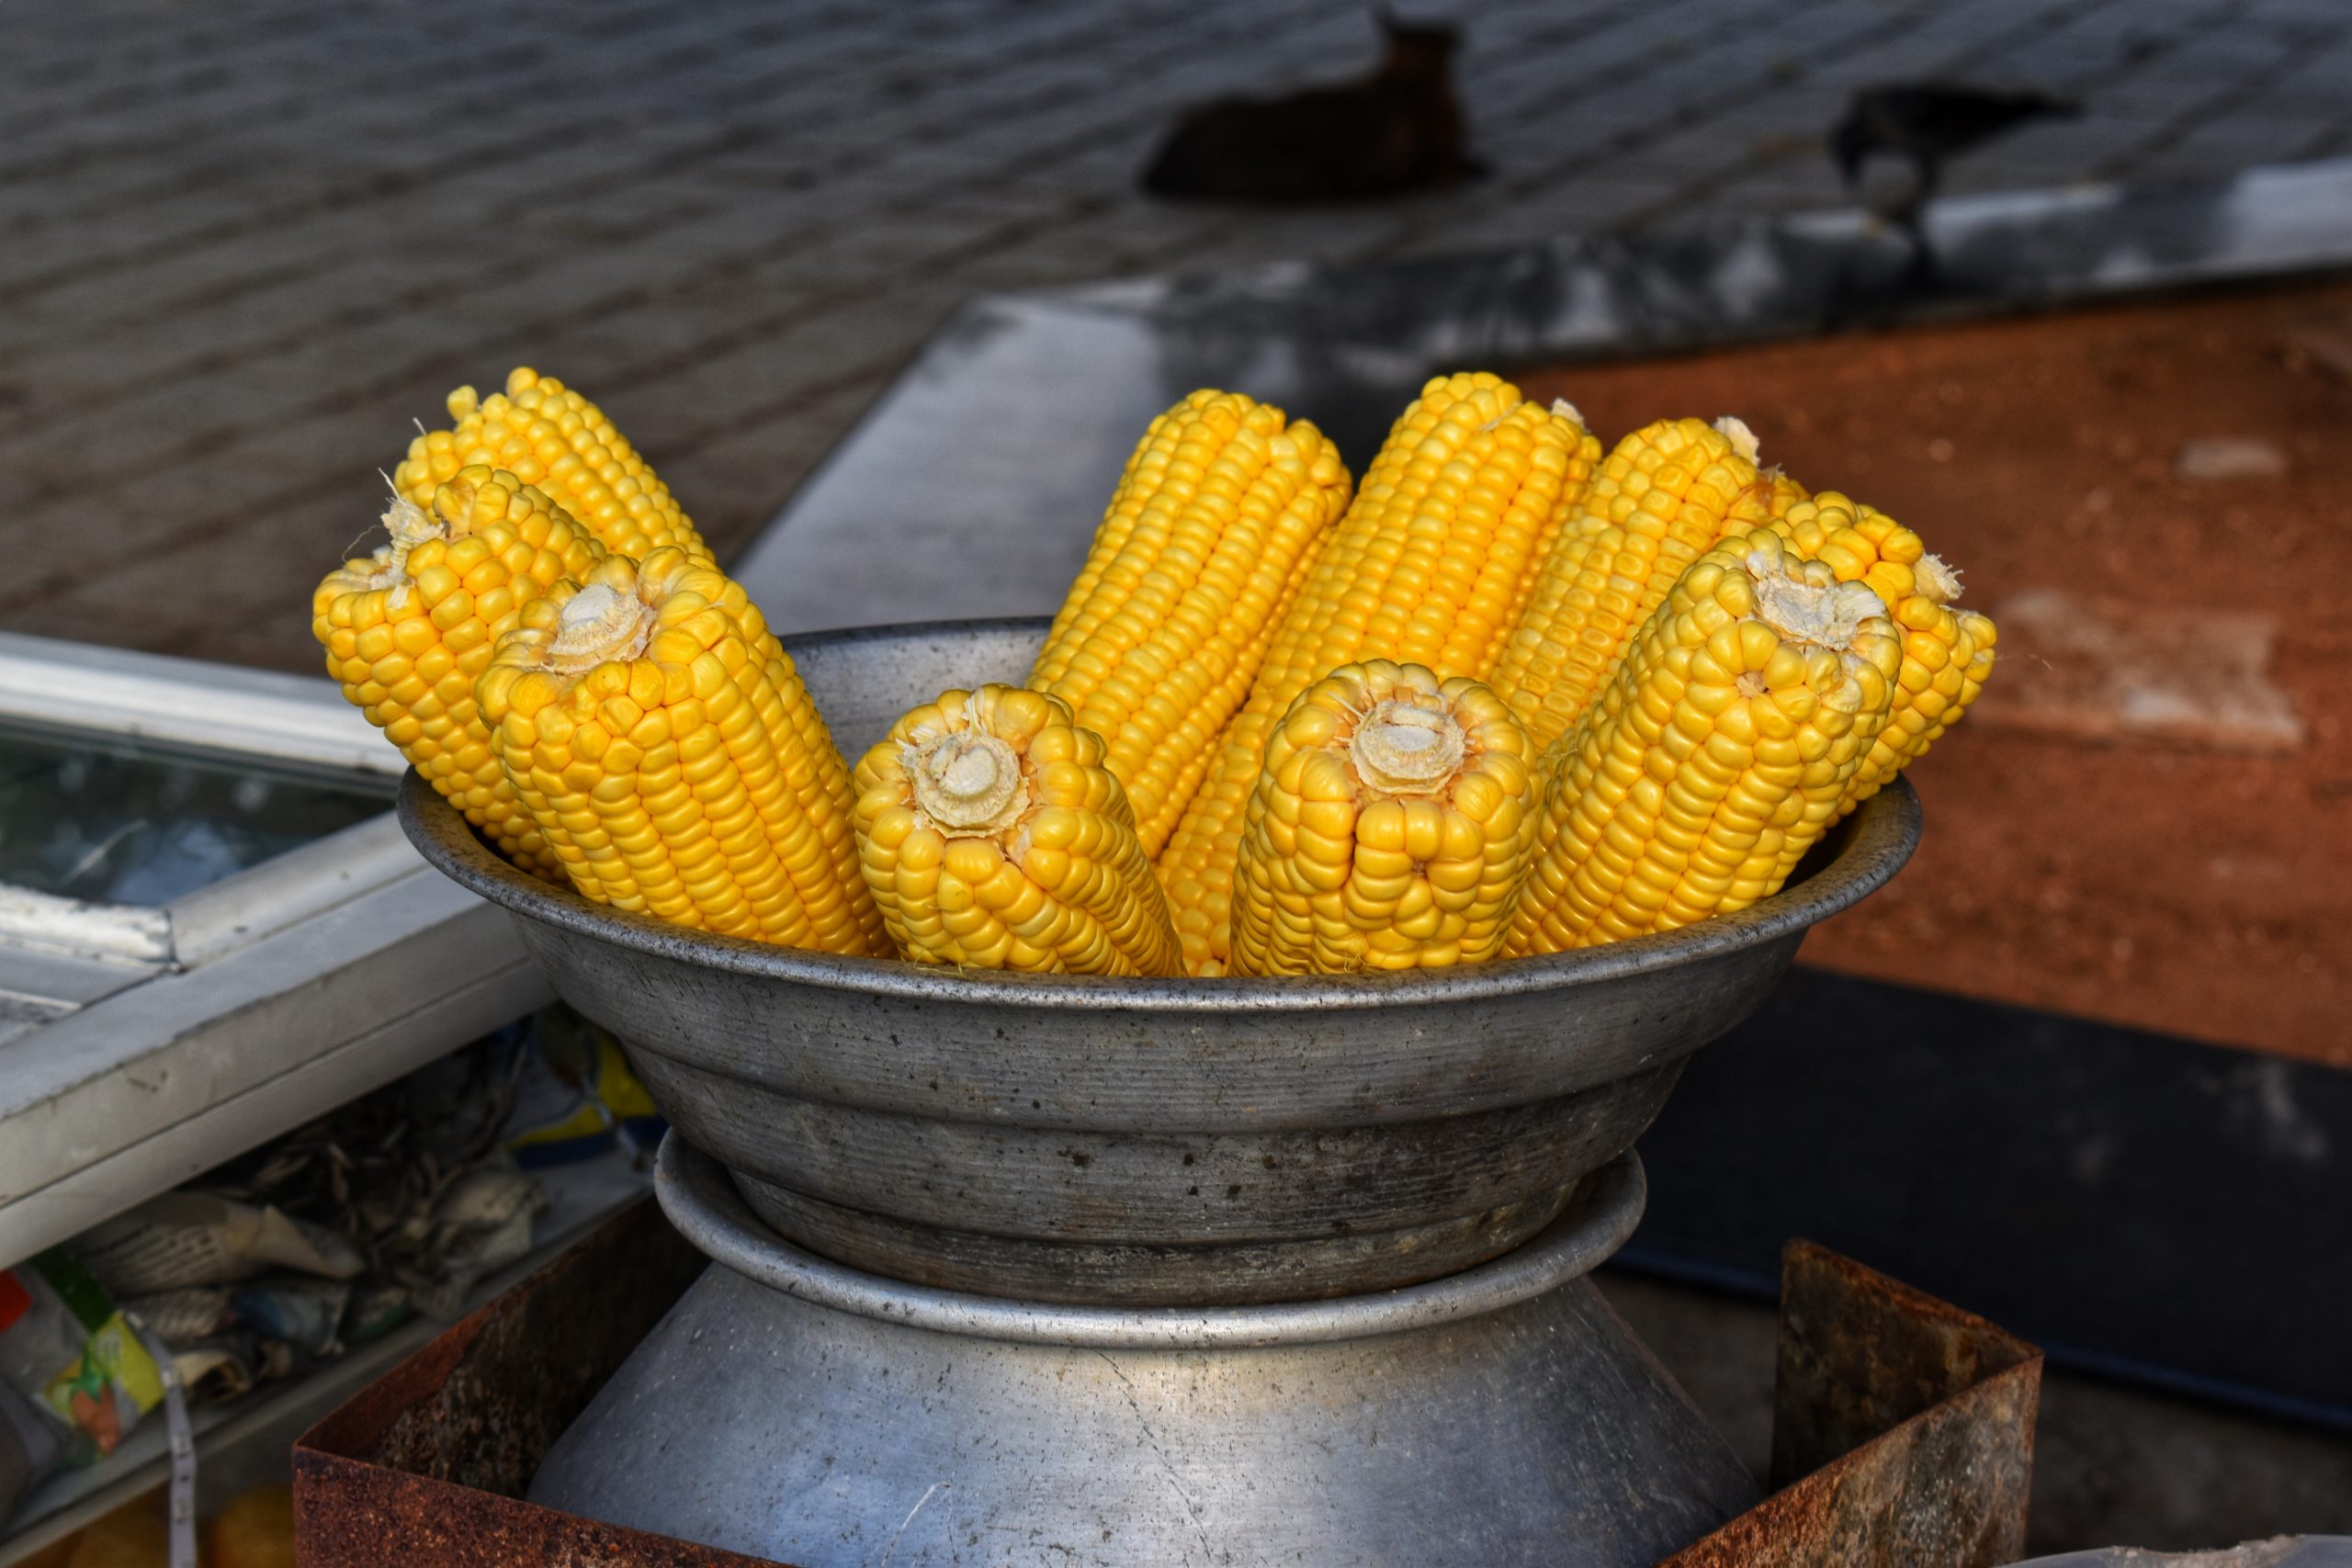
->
[401,617,1920,1305]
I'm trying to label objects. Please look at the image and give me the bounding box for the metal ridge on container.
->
[658,1134,1648,1349]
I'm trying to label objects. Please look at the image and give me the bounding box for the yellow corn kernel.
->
[1030,390,1351,855]
[477,550,884,954]
[1158,373,1598,975]
[852,685,1181,976]
[394,367,710,564]
[1904,605,1997,773]
[1230,660,1539,975]
[1509,532,1899,955]
[1490,416,1768,757]
[1720,466,1810,538]
[311,468,605,876]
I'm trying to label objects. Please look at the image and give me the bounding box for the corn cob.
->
[688,564,885,940]
[1029,390,1351,856]
[476,549,883,954]
[1488,417,1766,758]
[1157,372,1599,975]
[312,468,605,876]
[852,685,1182,976]
[1764,491,1998,813]
[1508,532,1899,956]
[394,367,710,564]
[1229,660,1539,976]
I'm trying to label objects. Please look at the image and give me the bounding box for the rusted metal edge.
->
[1658,1362,2041,1568]
[1659,1241,2044,1568]
[1772,1236,2041,1486]
[293,1457,780,1568]
[295,1198,713,1566]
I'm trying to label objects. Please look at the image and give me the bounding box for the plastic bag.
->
[503,1011,666,1166]
[0,1254,164,1479]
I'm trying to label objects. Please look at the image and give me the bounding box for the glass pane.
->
[0,727,390,907]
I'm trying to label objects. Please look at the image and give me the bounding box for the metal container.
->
[401,617,1920,1306]
[524,1134,1763,1568]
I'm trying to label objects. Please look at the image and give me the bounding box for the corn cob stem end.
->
[348,496,444,595]
[907,729,1028,834]
[547,583,654,674]
[1917,553,1963,604]
[1748,555,1886,649]
[385,493,437,548]
[1350,699,1467,794]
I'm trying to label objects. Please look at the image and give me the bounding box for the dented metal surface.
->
[1660,1241,2043,1568]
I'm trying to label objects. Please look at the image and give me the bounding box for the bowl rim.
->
[399,615,1921,1014]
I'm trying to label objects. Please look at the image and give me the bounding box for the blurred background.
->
[6,0,2346,665]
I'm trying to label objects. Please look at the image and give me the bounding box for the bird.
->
[1141,10,1482,203]
[1830,84,2080,231]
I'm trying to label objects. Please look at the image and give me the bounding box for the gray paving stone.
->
[0,0,2340,671]
[1804,34,1982,85]
[1398,175,1669,253]
[2298,119,2352,160]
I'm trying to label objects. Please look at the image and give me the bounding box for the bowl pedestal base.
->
[526,1136,1759,1568]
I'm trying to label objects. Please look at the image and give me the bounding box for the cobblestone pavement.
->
[6,0,2348,671]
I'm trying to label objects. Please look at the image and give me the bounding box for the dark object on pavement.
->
[1143,10,1480,202]
[1832,84,2080,228]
